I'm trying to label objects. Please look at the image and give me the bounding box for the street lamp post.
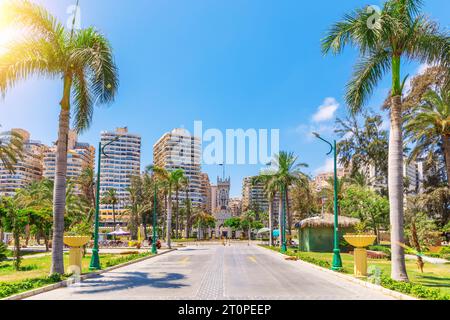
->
[313,133,343,271]
[89,136,121,270]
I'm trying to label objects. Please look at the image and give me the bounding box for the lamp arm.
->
[101,136,121,158]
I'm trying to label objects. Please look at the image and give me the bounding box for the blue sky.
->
[0,0,449,197]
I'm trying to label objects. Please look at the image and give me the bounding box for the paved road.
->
[28,244,395,300]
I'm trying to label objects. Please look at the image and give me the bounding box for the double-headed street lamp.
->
[312,132,343,271]
[89,136,122,270]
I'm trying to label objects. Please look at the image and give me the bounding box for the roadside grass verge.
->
[261,245,450,300]
[0,251,152,299]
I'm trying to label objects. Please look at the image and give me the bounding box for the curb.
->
[257,246,417,300]
[2,249,177,301]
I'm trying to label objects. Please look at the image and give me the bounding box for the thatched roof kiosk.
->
[296,214,360,253]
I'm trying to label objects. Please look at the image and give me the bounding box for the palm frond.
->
[72,67,93,132]
[1,0,65,50]
[70,27,119,105]
[405,17,450,74]
[345,48,391,114]
[0,38,60,95]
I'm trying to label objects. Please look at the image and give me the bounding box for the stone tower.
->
[213,177,232,238]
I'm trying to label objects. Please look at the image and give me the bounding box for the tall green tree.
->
[405,89,450,185]
[126,175,145,240]
[0,0,119,274]
[149,166,185,248]
[263,152,309,242]
[322,0,450,281]
[340,185,390,243]
[78,167,96,221]
[335,112,389,181]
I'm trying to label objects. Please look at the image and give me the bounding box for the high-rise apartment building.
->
[153,128,203,206]
[99,127,141,223]
[362,158,423,194]
[43,130,95,187]
[242,176,279,215]
[312,168,349,192]
[0,129,47,197]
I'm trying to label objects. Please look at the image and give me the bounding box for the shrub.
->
[104,253,149,268]
[379,274,449,300]
[0,274,65,299]
[439,246,450,255]
[297,252,331,269]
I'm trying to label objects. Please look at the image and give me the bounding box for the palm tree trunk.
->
[286,190,292,236]
[268,198,273,246]
[175,189,179,239]
[278,194,282,247]
[185,189,190,238]
[167,190,172,248]
[51,75,72,275]
[389,92,409,282]
[112,204,116,227]
[443,135,450,187]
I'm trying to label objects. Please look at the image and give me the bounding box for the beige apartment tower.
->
[0,129,47,197]
[99,127,142,224]
[43,130,95,188]
[153,128,203,206]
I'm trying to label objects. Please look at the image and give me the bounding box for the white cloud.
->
[314,158,334,175]
[312,97,340,123]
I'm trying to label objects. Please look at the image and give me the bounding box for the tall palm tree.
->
[102,188,119,228]
[272,152,309,237]
[78,167,96,221]
[259,152,308,248]
[173,173,188,239]
[0,127,23,173]
[149,166,185,248]
[126,176,145,240]
[0,1,119,274]
[182,177,192,238]
[405,89,450,185]
[322,0,449,281]
[191,208,215,240]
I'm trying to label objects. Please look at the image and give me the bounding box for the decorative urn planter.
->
[64,236,91,275]
[344,234,377,277]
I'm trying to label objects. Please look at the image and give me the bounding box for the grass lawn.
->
[5,249,48,258]
[287,249,450,296]
[0,251,150,283]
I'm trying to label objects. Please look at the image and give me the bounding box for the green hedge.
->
[104,252,150,268]
[379,275,449,300]
[260,245,449,300]
[0,273,64,299]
